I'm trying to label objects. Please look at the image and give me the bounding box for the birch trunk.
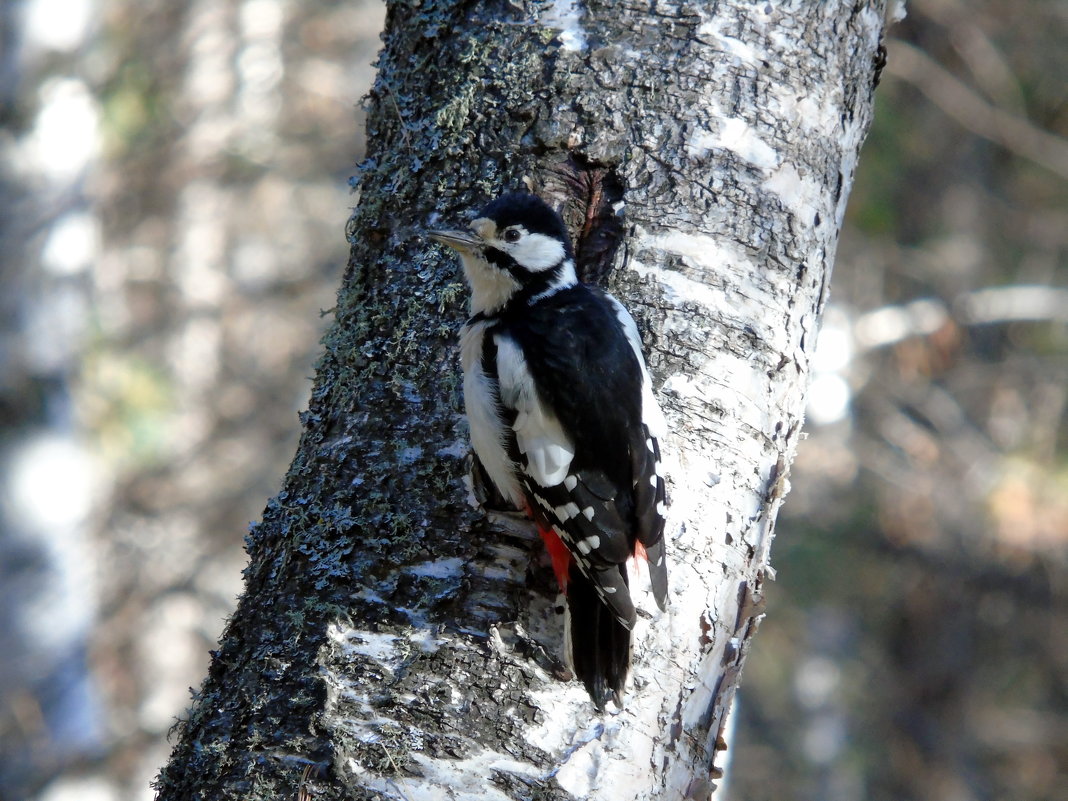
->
[155,2,892,799]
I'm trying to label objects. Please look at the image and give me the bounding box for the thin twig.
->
[380,743,412,801]
[296,764,316,801]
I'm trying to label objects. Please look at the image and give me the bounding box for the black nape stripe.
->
[483,247,566,310]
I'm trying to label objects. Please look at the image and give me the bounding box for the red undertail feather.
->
[536,523,573,592]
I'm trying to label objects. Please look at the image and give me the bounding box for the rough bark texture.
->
[155,1,890,799]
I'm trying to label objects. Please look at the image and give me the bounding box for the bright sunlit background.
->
[1,1,384,798]
[0,1,1064,800]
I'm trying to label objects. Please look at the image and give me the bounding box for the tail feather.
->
[643,538,669,612]
[565,563,632,709]
[631,424,668,611]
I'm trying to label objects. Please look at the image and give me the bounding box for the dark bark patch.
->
[543,154,625,285]
[872,41,888,89]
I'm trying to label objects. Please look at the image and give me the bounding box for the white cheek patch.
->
[510,232,566,272]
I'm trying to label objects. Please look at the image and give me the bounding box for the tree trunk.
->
[154,1,891,799]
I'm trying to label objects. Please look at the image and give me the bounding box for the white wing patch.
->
[576,535,600,554]
[460,319,525,508]
[605,294,667,439]
[494,333,576,487]
[555,501,581,521]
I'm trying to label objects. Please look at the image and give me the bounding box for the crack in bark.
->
[541,154,626,285]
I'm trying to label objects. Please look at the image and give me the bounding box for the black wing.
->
[496,285,668,622]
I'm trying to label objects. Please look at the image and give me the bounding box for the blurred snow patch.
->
[25,79,99,181]
[23,0,95,52]
[36,775,118,801]
[8,435,95,529]
[807,307,853,425]
[42,212,100,276]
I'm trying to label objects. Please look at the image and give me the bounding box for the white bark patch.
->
[886,0,907,24]
[539,0,588,52]
[407,557,465,579]
[696,17,760,64]
[407,750,540,800]
[435,438,468,459]
[633,228,793,356]
[631,260,719,308]
[688,117,779,169]
[327,622,443,674]
[324,625,554,801]
[522,685,598,754]
[639,229,758,278]
[332,629,406,671]
[347,750,538,801]
[520,598,671,796]
[763,160,826,223]
[769,86,841,138]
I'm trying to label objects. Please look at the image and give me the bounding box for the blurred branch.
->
[913,0,1027,113]
[886,39,1068,180]
[955,285,1068,325]
[854,285,1068,352]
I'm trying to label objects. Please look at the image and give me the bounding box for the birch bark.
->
[155,2,893,799]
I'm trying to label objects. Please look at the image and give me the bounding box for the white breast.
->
[494,334,575,488]
[460,319,525,508]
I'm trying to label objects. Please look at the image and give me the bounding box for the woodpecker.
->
[431,192,668,708]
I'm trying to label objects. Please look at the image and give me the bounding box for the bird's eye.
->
[503,229,521,243]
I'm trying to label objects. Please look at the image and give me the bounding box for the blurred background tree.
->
[0,0,1062,800]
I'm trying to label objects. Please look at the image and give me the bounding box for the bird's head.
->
[431,193,577,314]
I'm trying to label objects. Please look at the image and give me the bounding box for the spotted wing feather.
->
[605,292,669,610]
[630,423,668,609]
[525,469,636,628]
